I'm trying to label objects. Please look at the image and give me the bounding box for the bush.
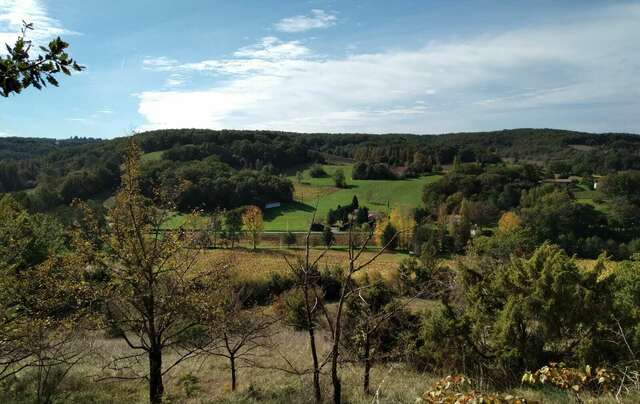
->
[235,272,296,306]
[320,265,343,301]
[179,373,201,398]
[352,161,397,180]
[410,307,474,373]
[281,231,297,248]
[322,226,334,247]
[276,287,322,330]
[333,168,347,188]
[308,164,327,178]
[428,244,619,379]
[381,222,398,250]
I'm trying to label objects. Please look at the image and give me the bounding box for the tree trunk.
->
[331,342,341,404]
[230,355,237,391]
[363,334,371,395]
[331,292,346,404]
[149,346,164,404]
[308,324,322,403]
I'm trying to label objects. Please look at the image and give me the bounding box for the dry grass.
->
[195,248,615,294]
[18,321,638,404]
[293,183,341,202]
[196,247,409,284]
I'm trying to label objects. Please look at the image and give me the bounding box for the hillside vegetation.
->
[2,131,640,404]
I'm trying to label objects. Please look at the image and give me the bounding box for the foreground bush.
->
[412,243,623,380]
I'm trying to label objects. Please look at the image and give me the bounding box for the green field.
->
[162,164,440,231]
[263,164,441,231]
[141,150,165,162]
[574,183,608,212]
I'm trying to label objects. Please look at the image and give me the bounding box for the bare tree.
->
[204,288,278,391]
[281,244,327,400]
[30,321,93,404]
[277,207,334,403]
[325,221,402,404]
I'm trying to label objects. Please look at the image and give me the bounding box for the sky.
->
[0,0,639,139]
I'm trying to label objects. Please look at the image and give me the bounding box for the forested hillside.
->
[1,128,639,208]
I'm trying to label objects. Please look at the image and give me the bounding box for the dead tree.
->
[204,289,278,391]
[324,221,402,404]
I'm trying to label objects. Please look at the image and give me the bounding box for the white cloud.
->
[165,73,185,87]
[275,9,336,33]
[146,37,312,77]
[137,3,640,133]
[0,0,76,49]
[233,36,310,60]
[142,56,179,71]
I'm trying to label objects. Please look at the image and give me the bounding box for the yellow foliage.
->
[374,217,388,247]
[242,205,264,249]
[498,211,522,234]
[389,206,415,250]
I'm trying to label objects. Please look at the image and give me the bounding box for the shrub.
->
[410,307,474,373]
[333,168,347,188]
[235,272,295,306]
[308,164,327,178]
[281,231,297,248]
[381,222,398,250]
[418,244,620,380]
[322,226,335,247]
[276,287,322,331]
[179,373,201,398]
[320,265,343,301]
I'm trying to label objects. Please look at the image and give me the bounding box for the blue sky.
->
[1,0,639,139]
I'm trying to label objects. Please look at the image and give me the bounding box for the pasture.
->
[160,163,441,232]
[263,164,441,231]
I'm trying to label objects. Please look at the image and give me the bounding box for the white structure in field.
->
[265,202,281,209]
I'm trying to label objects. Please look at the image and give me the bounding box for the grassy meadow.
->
[263,164,441,231]
[195,247,417,285]
[158,163,441,232]
[23,326,628,404]
[574,183,609,212]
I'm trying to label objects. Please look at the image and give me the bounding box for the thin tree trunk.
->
[230,355,237,391]
[363,334,371,395]
[330,284,347,403]
[149,345,164,404]
[331,314,343,404]
[330,229,355,404]
[304,284,322,403]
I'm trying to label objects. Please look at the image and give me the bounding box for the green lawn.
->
[160,164,440,231]
[574,183,608,212]
[141,150,165,162]
[263,164,441,231]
